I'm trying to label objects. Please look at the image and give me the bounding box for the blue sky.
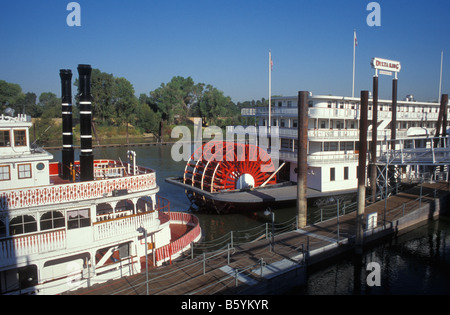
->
[1,0,449,103]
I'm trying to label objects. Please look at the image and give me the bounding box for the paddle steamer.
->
[0,65,201,295]
[168,91,448,212]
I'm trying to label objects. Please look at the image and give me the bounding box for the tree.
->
[150,76,202,124]
[39,92,61,118]
[114,77,138,126]
[136,101,161,138]
[192,84,238,126]
[0,80,24,113]
[23,92,41,117]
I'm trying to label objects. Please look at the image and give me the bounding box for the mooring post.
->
[370,75,378,202]
[297,91,308,229]
[356,91,369,254]
[337,199,340,242]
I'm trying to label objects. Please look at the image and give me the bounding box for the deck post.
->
[356,91,369,254]
[297,91,308,228]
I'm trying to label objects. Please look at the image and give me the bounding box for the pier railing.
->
[104,182,449,295]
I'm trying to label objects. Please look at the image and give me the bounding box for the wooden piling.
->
[297,91,308,228]
[370,75,378,202]
[356,91,369,253]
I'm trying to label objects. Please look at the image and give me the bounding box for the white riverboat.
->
[0,67,201,295]
[239,93,449,193]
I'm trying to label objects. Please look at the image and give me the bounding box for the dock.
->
[166,177,356,204]
[65,182,450,295]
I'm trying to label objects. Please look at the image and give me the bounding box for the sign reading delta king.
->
[371,57,401,72]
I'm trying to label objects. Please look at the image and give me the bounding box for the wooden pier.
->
[65,182,450,295]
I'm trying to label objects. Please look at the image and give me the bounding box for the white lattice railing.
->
[0,229,66,267]
[0,197,171,267]
[0,172,156,210]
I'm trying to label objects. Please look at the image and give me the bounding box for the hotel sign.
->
[371,57,401,73]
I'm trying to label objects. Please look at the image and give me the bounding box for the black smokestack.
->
[77,64,94,182]
[60,69,74,180]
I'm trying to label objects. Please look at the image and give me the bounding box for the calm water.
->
[48,144,450,294]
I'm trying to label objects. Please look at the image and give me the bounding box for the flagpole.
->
[269,50,272,133]
[439,50,443,103]
[352,30,356,98]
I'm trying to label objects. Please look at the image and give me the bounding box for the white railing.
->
[0,172,157,210]
[241,107,439,122]
[0,229,66,267]
[227,126,407,141]
[279,150,360,164]
[379,136,450,165]
[93,211,161,241]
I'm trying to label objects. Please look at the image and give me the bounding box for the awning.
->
[406,127,429,137]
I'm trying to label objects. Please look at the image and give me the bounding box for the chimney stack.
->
[60,69,74,180]
[77,64,94,182]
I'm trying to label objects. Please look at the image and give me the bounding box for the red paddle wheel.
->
[183,141,277,212]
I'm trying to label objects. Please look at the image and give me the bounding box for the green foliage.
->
[0,80,24,114]
[39,92,61,118]
[0,72,262,145]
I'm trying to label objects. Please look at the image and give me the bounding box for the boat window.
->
[36,163,45,171]
[40,211,65,231]
[9,215,37,236]
[0,130,10,147]
[67,209,91,230]
[344,167,349,180]
[330,168,335,181]
[13,130,26,146]
[0,165,10,181]
[18,163,32,179]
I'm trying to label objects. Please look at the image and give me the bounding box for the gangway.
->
[373,135,450,196]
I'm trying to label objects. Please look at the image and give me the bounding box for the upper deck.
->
[0,159,157,211]
[242,94,442,121]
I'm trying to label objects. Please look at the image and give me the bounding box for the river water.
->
[48,144,450,295]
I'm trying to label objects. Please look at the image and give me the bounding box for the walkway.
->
[65,182,449,295]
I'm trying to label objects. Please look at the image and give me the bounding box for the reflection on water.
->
[48,144,450,294]
[292,215,450,295]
